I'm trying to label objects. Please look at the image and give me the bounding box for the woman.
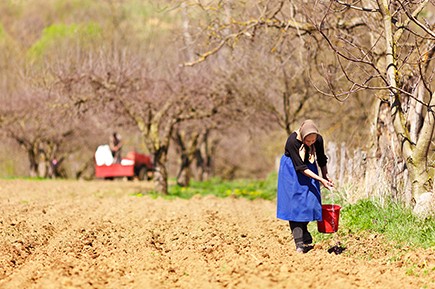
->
[277,119,334,253]
[109,132,123,164]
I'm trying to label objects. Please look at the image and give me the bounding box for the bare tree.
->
[0,87,89,178]
[176,0,365,144]
[178,0,435,208]
[309,1,435,207]
[53,37,230,194]
[172,122,203,186]
[0,0,234,193]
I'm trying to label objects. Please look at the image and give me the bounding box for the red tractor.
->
[95,150,154,181]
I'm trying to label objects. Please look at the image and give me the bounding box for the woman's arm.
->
[302,168,334,190]
[314,135,334,188]
[320,166,334,184]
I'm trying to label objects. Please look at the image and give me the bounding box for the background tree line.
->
[0,0,433,213]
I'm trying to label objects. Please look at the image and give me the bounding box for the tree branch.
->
[397,0,435,39]
[334,0,379,12]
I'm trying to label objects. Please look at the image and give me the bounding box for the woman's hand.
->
[326,176,334,188]
[303,168,334,189]
[320,178,334,190]
[321,172,334,189]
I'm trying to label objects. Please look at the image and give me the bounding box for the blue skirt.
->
[276,155,322,222]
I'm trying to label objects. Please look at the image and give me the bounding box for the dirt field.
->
[0,180,433,289]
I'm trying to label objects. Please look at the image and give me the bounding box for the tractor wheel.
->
[137,166,147,181]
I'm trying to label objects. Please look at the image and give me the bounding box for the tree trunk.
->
[153,148,169,195]
[176,159,191,187]
[176,147,192,187]
[76,158,93,179]
[175,135,191,187]
[153,164,168,195]
[194,131,214,181]
[173,129,200,187]
[408,91,435,199]
[28,149,38,177]
[379,1,434,204]
[194,148,204,181]
[26,142,44,178]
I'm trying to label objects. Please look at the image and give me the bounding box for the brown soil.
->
[0,180,433,289]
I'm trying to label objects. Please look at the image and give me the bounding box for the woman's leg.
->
[289,221,313,253]
[301,222,313,245]
[289,221,306,251]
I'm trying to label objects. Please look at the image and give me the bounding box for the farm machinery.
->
[94,146,154,181]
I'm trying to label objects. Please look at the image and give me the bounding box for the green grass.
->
[146,173,278,200]
[339,199,435,249]
[313,198,435,249]
[1,176,50,181]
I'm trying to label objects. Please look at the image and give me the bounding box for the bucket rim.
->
[321,204,341,210]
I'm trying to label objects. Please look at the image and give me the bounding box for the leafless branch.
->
[334,0,379,12]
[397,0,435,39]
[416,43,435,96]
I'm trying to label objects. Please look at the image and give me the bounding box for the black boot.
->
[295,242,305,253]
[303,231,313,245]
[290,221,308,253]
[302,229,314,252]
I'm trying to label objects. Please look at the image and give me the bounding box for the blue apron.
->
[276,154,322,222]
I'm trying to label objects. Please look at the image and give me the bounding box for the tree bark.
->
[379,0,434,202]
[153,147,169,195]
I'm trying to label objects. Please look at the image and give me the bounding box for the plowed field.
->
[0,180,433,289]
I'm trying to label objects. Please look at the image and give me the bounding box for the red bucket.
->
[317,204,341,233]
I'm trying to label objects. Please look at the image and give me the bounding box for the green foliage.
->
[340,199,435,248]
[27,22,102,59]
[142,173,278,200]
